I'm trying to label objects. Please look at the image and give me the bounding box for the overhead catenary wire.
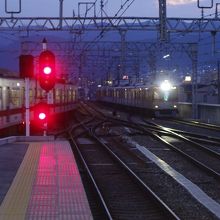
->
[79,0,136,54]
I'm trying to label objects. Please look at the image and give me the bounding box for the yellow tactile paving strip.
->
[0,143,41,220]
[0,141,93,220]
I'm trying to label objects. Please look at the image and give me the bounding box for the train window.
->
[55,89,61,103]
[29,89,34,105]
[10,87,21,108]
[73,90,76,101]
[121,89,124,98]
[154,90,160,100]
[144,89,148,99]
[125,89,127,99]
[68,90,71,102]
[131,89,134,99]
[62,89,65,103]
[116,90,119,98]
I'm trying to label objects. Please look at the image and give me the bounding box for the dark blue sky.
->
[0,0,216,18]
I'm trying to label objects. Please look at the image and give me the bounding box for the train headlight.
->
[160,80,172,91]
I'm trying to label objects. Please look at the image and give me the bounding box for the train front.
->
[152,80,178,117]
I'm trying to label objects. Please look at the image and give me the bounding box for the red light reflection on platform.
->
[26,142,82,218]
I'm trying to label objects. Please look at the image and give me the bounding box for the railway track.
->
[68,114,179,219]
[66,102,220,219]
[149,118,220,139]
[171,119,220,132]
[78,102,220,219]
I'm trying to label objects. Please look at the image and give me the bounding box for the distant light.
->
[174,105,177,108]
[107,80,112,85]
[155,105,159,109]
[17,82,20,87]
[163,54,170,59]
[185,76,191,82]
[97,85,102,88]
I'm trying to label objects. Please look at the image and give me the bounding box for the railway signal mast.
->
[37,39,56,135]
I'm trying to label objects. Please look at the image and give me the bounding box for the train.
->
[0,76,77,132]
[96,80,178,117]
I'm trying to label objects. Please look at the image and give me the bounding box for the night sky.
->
[0,0,217,18]
[0,0,217,72]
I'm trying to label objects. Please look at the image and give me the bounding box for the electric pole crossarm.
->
[1,17,220,32]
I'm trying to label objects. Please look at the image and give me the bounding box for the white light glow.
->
[160,80,172,91]
[163,54,170,59]
[185,76,191,82]
[43,66,52,74]
[39,113,46,120]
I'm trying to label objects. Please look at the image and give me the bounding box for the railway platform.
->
[0,136,93,220]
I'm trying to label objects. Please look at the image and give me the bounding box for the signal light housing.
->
[19,55,34,78]
[39,50,56,92]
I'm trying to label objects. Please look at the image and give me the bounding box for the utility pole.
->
[191,44,198,119]
[120,30,126,81]
[59,0,64,29]
[158,0,167,41]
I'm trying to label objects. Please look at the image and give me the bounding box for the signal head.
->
[39,50,56,92]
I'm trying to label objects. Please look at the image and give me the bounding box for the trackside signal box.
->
[19,55,34,78]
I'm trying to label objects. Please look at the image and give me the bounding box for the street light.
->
[163,54,170,59]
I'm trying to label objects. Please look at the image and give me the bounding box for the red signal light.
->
[43,66,52,75]
[34,102,49,123]
[39,112,46,120]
